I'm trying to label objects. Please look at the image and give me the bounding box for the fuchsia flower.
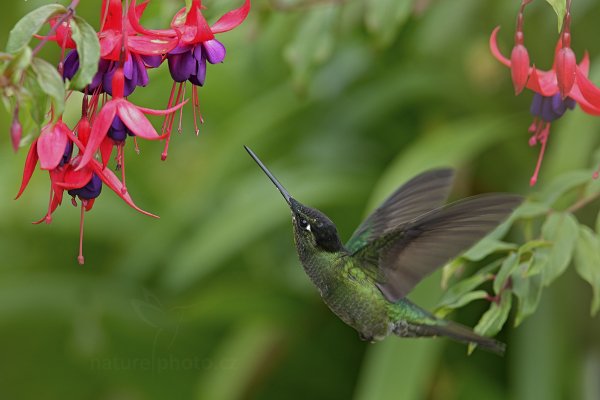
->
[56,0,177,96]
[16,114,158,264]
[128,0,250,159]
[77,67,186,193]
[490,2,600,185]
[12,0,251,265]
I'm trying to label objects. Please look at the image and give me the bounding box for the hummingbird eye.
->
[299,218,311,231]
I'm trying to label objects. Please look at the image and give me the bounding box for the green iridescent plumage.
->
[245,146,522,354]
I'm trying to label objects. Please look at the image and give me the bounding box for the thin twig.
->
[566,191,600,214]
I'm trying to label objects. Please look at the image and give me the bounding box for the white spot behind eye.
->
[305,224,311,232]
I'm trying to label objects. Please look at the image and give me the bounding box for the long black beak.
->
[245,146,292,206]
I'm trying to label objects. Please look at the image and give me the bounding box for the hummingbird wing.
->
[354,194,522,302]
[345,168,455,253]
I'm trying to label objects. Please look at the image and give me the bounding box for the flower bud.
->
[555,46,576,98]
[10,116,22,152]
[510,44,530,95]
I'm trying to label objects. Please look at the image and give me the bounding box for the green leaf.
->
[473,290,512,338]
[6,4,67,53]
[538,170,590,207]
[462,238,517,262]
[493,252,518,295]
[540,213,578,285]
[512,260,543,326]
[441,258,464,290]
[31,58,65,118]
[365,0,414,46]
[23,68,49,126]
[512,201,551,219]
[69,16,100,89]
[527,247,550,277]
[436,261,498,315]
[574,225,600,316]
[518,240,552,256]
[4,46,31,84]
[545,0,567,32]
[435,290,488,318]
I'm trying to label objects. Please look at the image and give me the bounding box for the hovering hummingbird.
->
[245,146,522,354]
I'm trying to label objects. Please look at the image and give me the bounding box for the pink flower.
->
[490,25,600,185]
[16,116,158,264]
[77,68,185,194]
[128,0,250,159]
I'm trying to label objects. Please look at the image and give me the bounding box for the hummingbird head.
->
[289,198,343,253]
[245,146,344,253]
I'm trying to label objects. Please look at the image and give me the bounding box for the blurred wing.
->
[345,169,455,253]
[358,194,522,302]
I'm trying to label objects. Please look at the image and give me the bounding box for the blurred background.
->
[1,0,600,399]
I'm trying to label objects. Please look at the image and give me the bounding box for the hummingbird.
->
[245,146,522,354]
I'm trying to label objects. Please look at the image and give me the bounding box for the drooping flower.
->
[16,114,158,264]
[128,0,250,158]
[490,24,600,185]
[40,0,177,96]
[77,67,186,193]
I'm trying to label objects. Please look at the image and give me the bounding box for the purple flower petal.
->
[565,97,576,110]
[551,93,567,115]
[89,59,110,92]
[189,54,207,86]
[60,141,73,167]
[103,65,116,95]
[167,51,195,82]
[135,55,149,87]
[169,45,193,55]
[108,116,129,142]
[62,50,80,80]
[142,55,163,68]
[541,96,560,122]
[202,39,226,64]
[123,75,137,97]
[68,173,103,200]
[530,93,543,117]
[123,55,134,80]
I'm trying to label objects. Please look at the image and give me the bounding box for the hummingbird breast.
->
[297,248,394,341]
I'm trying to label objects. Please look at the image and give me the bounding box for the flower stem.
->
[78,199,85,265]
[566,192,600,214]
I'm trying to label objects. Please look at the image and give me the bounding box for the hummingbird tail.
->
[394,320,506,355]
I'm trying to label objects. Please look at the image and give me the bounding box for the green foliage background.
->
[1,0,599,399]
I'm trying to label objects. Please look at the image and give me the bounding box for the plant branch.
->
[566,191,600,214]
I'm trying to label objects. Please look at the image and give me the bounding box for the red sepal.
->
[15,139,39,199]
[211,0,251,34]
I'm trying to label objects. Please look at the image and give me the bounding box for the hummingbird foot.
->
[358,332,375,342]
